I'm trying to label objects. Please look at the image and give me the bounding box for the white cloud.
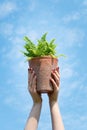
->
[0,23,29,38]
[39,20,48,25]
[15,27,27,36]
[28,30,38,41]
[61,67,74,79]
[63,113,87,130]
[0,23,14,36]
[80,116,87,121]
[6,79,14,85]
[57,27,85,48]
[0,21,39,42]
[4,94,31,112]
[1,25,39,74]
[0,1,17,19]
[3,81,32,112]
[59,71,87,104]
[2,29,38,60]
[83,0,87,6]
[28,0,38,12]
[62,12,80,23]
[4,43,22,60]
[62,2,87,24]
[4,96,17,105]
[60,55,79,79]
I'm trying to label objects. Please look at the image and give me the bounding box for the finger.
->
[28,74,32,87]
[32,75,37,89]
[52,67,59,76]
[28,68,33,73]
[28,68,32,81]
[28,68,32,71]
[50,77,57,91]
[29,75,37,94]
[51,71,58,81]
[28,70,35,87]
[56,67,59,73]
[54,70,60,79]
[51,71,60,86]
[28,69,31,88]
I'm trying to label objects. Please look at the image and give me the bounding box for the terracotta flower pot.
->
[29,56,58,93]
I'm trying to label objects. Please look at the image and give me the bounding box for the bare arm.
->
[24,68,42,130]
[49,102,64,130]
[48,67,65,130]
[25,103,42,130]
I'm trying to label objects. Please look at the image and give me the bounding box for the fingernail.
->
[28,68,31,71]
[56,67,59,71]
[30,68,33,73]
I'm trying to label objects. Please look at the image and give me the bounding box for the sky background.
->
[0,0,87,130]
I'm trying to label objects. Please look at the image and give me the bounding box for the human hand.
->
[28,68,42,104]
[48,67,60,105]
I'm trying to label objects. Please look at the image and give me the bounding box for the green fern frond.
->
[40,32,48,42]
[22,33,65,60]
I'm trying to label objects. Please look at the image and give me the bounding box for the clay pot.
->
[28,56,58,93]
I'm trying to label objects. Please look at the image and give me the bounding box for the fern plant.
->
[22,33,64,60]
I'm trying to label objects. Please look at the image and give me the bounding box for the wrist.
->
[48,94,58,105]
[49,100,58,108]
[32,95,42,105]
[33,101,42,106]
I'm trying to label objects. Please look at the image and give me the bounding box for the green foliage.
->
[22,33,62,60]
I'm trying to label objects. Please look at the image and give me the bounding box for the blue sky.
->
[0,0,87,130]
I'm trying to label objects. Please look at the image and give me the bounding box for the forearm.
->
[49,102,64,130]
[24,103,42,130]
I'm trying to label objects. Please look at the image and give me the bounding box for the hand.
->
[48,67,60,104]
[28,68,42,104]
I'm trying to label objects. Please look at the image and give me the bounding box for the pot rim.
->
[28,56,58,61]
